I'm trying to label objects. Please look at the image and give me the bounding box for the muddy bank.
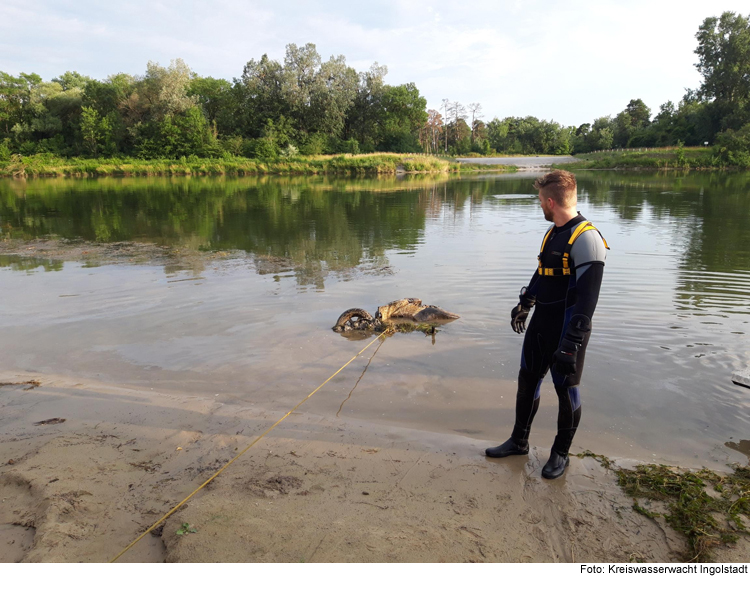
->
[1,373,746,563]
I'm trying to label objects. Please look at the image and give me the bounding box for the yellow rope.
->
[110,330,389,563]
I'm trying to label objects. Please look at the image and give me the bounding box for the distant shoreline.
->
[456,155,579,169]
[551,146,747,171]
[0,153,516,179]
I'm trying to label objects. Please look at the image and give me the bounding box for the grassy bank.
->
[555,146,733,171]
[0,153,515,178]
[579,451,750,562]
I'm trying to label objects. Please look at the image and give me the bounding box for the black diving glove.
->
[511,303,530,334]
[552,338,579,375]
[510,287,535,334]
[553,314,591,376]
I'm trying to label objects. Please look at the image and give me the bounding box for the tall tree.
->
[468,102,482,145]
[450,101,466,148]
[52,71,92,91]
[378,83,427,152]
[423,109,442,153]
[238,54,288,137]
[283,43,322,133]
[0,72,41,135]
[694,11,750,130]
[347,62,388,150]
[441,98,450,152]
[188,76,236,135]
[307,54,358,137]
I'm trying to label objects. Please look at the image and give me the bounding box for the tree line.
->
[429,12,750,163]
[1,11,748,163]
[0,43,428,160]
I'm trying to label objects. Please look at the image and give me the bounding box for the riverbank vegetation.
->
[553,145,722,171]
[578,452,750,562]
[0,153,511,178]
[0,11,748,170]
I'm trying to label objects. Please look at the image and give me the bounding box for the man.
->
[486,170,608,479]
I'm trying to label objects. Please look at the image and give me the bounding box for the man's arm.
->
[525,270,541,303]
[552,230,607,373]
[570,262,604,323]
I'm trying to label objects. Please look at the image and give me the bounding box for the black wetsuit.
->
[511,213,606,455]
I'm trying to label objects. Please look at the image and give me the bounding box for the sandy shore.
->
[4,371,747,563]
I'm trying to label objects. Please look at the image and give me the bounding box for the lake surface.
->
[1,172,748,468]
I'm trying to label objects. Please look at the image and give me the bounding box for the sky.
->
[1,0,749,127]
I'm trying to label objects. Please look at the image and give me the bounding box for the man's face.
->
[538,192,553,222]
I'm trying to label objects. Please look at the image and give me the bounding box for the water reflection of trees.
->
[576,171,750,313]
[0,176,442,286]
[1,173,748,300]
[0,255,63,273]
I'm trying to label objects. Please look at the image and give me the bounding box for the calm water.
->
[1,172,749,468]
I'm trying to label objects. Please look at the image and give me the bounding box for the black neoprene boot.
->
[485,437,529,458]
[541,449,570,479]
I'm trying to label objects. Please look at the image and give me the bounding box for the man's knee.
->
[554,384,582,413]
[518,368,543,401]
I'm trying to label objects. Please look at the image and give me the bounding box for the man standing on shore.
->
[486,170,608,479]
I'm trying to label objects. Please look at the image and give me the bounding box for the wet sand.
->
[2,372,747,564]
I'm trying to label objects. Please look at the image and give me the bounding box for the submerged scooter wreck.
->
[332,298,460,334]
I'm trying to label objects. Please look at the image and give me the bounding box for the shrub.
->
[245,137,278,159]
[280,144,299,158]
[299,133,328,156]
[221,135,245,156]
[714,124,750,167]
[336,138,360,154]
[0,139,12,163]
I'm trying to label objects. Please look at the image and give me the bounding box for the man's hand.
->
[510,303,530,334]
[553,338,580,375]
[511,287,535,334]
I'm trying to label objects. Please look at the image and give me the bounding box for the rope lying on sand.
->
[110,329,390,563]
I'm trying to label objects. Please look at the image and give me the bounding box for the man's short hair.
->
[534,170,577,207]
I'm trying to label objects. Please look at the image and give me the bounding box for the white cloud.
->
[2,0,749,125]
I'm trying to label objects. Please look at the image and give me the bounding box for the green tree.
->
[588,117,614,151]
[470,119,489,154]
[378,83,427,152]
[122,59,196,128]
[650,101,676,145]
[0,72,41,138]
[82,76,132,154]
[0,48,432,159]
[237,54,290,137]
[52,71,92,91]
[695,12,750,131]
[714,123,750,166]
[613,99,652,147]
[282,43,322,133]
[486,117,510,152]
[188,76,237,136]
[447,118,471,154]
[347,63,388,150]
[308,54,358,137]
[80,106,114,156]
